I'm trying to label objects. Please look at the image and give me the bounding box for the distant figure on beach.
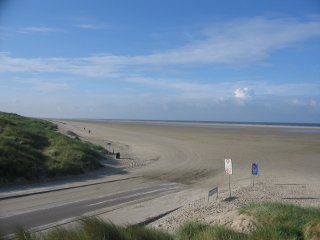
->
[88,130,91,134]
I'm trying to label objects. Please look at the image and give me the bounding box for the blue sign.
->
[252,163,259,176]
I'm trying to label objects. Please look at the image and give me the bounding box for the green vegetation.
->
[176,222,246,240]
[239,202,320,240]
[12,217,173,240]
[0,112,103,183]
[5,203,320,240]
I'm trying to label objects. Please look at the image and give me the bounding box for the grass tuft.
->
[126,225,173,240]
[240,202,320,240]
[176,222,245,240]
[303,220,320,240]
[247,225,296,240]
[12,217,173,240]
[176,222,211,240]
[80,217,127,240]
[14,227,37,240]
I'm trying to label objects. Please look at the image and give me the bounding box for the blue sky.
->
[0,0,319,122]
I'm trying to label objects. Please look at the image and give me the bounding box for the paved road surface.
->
[0,182,181,236]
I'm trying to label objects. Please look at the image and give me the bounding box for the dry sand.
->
[54,120,320,231]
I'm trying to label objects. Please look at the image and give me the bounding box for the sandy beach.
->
[53,120,320,231]
[56,120,320,186]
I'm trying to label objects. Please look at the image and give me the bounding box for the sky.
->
[0,0,319,123]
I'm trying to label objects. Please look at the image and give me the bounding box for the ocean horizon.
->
[55,118,320,128]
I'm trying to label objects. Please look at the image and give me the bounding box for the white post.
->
[228,175,231,198]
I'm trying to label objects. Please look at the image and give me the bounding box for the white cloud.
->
[127,77,320,106]
[17,26,64,34]
[133,17,320,66]
[0,17,320,76]
[0,53,122,77]
[291,99,319,108]
[234,88,254,99]
[125,76,237,101]
[76,24,107,30]
[15,78,71,92]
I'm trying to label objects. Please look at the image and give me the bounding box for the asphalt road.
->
[0,182,181,236]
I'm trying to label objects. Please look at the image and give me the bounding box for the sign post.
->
[225,159,232,198]
[251,162,258,186]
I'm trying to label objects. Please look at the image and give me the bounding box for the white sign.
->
[225,158,232,175]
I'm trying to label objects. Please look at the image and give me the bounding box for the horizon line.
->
[46,118,320,127]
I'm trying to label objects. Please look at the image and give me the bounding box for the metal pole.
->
[229,175,231,198]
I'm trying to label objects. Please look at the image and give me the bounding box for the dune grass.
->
[173,202,320,240]
[3,203,320,240]
[0,112,103,183]
[175,222,246,240]
[239,202,320,240]
[11,217,173,240]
